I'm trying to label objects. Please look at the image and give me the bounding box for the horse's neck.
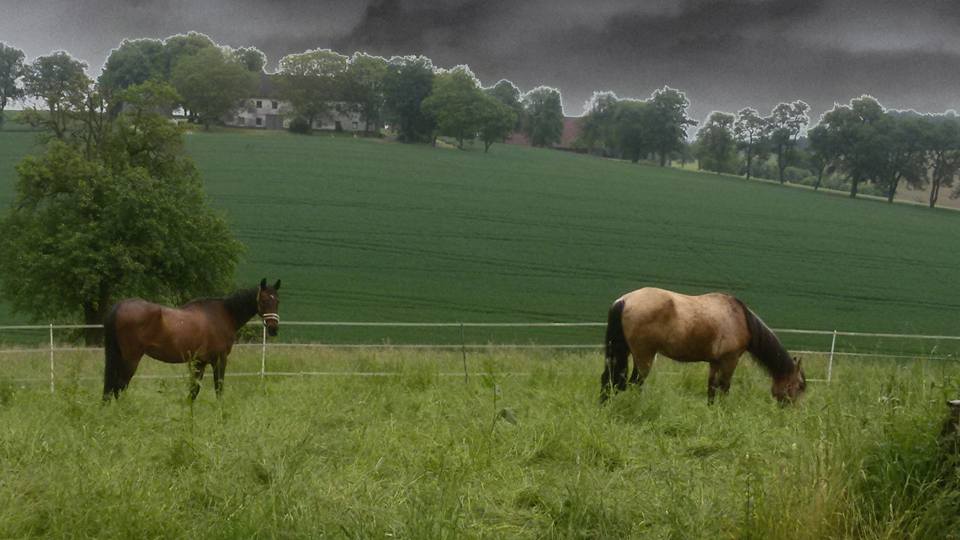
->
[222,289,258,330]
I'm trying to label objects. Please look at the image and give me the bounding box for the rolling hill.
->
[1,128,959,348]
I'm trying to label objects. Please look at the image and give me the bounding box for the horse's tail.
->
[602,299,629,399]
[606,299,628,363]
[102,303,122,401]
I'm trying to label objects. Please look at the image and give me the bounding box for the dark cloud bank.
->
[2,0,959,121]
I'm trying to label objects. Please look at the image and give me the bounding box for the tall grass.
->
[1,350,958,538]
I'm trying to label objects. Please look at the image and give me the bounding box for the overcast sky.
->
[2,0,960,123]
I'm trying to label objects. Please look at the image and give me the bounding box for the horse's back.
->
[618,287,749,360]
[111,298,227,363]
[113,298,162,326]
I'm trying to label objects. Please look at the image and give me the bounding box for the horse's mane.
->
[734,298,795,379]
[182,288,259,326]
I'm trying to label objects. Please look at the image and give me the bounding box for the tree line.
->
[577,89,960,208]
[3,35,959,204]
[675,97,958,208]
[1,36,568,153]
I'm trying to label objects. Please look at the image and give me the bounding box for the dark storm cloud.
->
[2,0,959,121]
[330,0,960,121]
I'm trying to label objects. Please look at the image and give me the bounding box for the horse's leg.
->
[707,353,740,404]
[629,349,656,388]
[707,363,722,404]
[190,360,206,401]
[612,347,629,393]
[213,355,227,398]
[111,353,142,398]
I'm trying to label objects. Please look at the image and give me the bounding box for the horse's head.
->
[257,278,281,336]
[771,356,806,404]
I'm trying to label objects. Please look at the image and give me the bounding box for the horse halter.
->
[256,287,279,326]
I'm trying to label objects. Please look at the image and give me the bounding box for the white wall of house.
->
[225,98,365,131]
[307,104,364,132]
[226,97,288,129]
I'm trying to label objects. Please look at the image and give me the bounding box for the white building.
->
[224,74,366,132]
[230,97,288,129]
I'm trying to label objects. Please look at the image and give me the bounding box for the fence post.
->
[49,323,55,394]
[460,322,468,383]
[827,330,837,383]
[260,324,267,379]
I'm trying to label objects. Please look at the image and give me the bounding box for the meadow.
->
[2,127,960,537]
[1,128,960,350]
[1,349,959,538]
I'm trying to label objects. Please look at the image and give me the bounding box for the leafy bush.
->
[783,166,811,182]
[288,116,311,134]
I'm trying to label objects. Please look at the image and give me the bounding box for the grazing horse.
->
[103,279,281,400]
[600,287,805,404]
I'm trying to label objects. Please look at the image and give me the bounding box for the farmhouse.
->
[224,73,366,132]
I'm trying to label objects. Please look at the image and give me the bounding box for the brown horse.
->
[601,287,805,404]
[103,279,281,400]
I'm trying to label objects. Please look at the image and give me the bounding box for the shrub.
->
[288,117,311,134]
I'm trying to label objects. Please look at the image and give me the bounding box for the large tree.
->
[228,46,267,73]
[171,47,256,129]
[0,81,242,343]
[277,49,349,131]
[613,99,653,163]
[98,38,167,95]
[733,108,768,181]
[806,124,836,191]
[816,96,886,198]
[162,32,217,79]
[341,52,388,133]
[695,112,738,174]
[577,91,620,155]
[19,52,91,139]
[926,115,960,208]
[421,66,485,149]
[647,87,696,167]
[522,86,564,147]
[872,114,929,203]
[0,43,25,128]
[477,93,516,152]
[383,55,435,142]
[485,79,523,129]
[767,101,810,184]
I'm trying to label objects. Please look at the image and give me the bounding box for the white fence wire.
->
[1,321,957,393]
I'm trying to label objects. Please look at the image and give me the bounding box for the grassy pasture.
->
[1,349,959,538]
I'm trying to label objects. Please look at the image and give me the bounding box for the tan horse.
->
[103,279,281,401]
[601,287,805,404]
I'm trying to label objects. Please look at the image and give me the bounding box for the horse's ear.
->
[260,278,267,289]
[274,279,281,290]
[794,356,803,371]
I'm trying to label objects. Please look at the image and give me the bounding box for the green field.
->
[2,351,959,538]
[1,128,960,352]
[2,129,960,537]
